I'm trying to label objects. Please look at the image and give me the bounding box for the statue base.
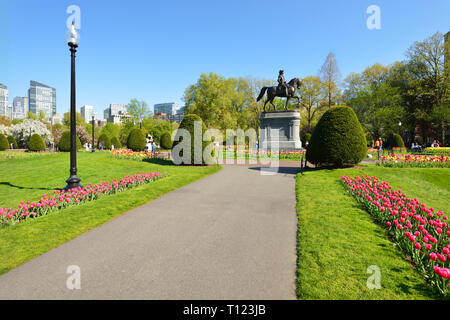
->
[259,111,302,150]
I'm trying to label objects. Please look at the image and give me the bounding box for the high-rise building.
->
[12,96,28,119]
[28,80,56,119]
[7,103,13,119]
[154,102,179,115]
[81,105,97,122]
[104,103,129,124]
[0,83,8,117]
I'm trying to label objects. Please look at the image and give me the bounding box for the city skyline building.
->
[28,80,56,119]
[104,103,130,124]
[81,105,97,122]
[12,96,28,119]
[154,102,179,115]
[0,83,8,118]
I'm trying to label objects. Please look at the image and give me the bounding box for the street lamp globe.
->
[66,23,80,47]
[398,121,402,126]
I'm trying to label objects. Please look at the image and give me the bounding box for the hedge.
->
[306,106,367,167]
[127,129,146,151]
[28,134,46,152]
[58,131,81,152]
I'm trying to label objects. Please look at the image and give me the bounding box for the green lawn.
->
[0,151,220,275]
[296,165,450,300]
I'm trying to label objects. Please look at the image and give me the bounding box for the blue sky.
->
[0,0,449,118]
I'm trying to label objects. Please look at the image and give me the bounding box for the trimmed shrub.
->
[171,114,212,165]
[111,136,121,149]
[28,134,46,152]
[7,135,18,149]
[58,131,82,152]
[0,134,9,151]
[98,133,111,150]
[386,133,405,149]
[306,106,367,167]
[301,133,311,146]
[127,128,146,151]
[160,131,173,149]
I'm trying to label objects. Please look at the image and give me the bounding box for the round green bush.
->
[306,106,367,167]
[171,114,212,165]
[28,134,46,152]
[160,131,173,149]
[127,128,146,151]
[387,133,405,149]
[98,133,111,150]
[58,131,81,152]
[7,135,18,149]
[0,134,9,151]
[111,136,121,149]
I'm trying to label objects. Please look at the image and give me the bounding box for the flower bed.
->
[341,175,449,295]
[377,154,450,168]
[111,148,161,161]
[0,171,162,226]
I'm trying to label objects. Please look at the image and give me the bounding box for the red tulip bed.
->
[341,175,450,295]
[0,172,163,227]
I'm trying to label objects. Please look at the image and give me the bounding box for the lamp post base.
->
[63,175,83,191]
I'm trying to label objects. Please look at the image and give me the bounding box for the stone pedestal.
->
[259,111,302,150]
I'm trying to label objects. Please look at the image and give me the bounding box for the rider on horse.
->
[277,70,288,96]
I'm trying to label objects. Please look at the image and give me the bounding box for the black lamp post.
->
[64,23,82,191]
[91,115,95,152]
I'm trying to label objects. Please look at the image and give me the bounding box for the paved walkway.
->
[0,165,298,299]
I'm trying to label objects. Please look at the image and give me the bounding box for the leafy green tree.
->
[126,99,151,127]
[100,123,121,140]
[63,111,85,126]
[27,111,37,120]
[298,76,326,132]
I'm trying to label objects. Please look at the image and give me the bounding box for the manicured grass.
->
[296,165,450,300]
[0,151,220,275]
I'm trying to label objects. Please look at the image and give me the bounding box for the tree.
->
[344,63,404,141]
[26,111,37,120]
[38,110,47,122]
[319,52,341,109]
[0,116,11,126]
[298,76,326,132]
[184,73,247,130]
[100,123,121,140]
[126,99,151,127]
[63,111,85,126]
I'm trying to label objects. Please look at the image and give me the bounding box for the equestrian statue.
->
[256,70,302,112]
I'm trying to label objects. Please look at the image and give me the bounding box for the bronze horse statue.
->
[256,78,302,112]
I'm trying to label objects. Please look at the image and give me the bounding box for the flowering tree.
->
[9,119,53,147]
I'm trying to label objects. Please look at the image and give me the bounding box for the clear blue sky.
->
[0,0,449,118]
